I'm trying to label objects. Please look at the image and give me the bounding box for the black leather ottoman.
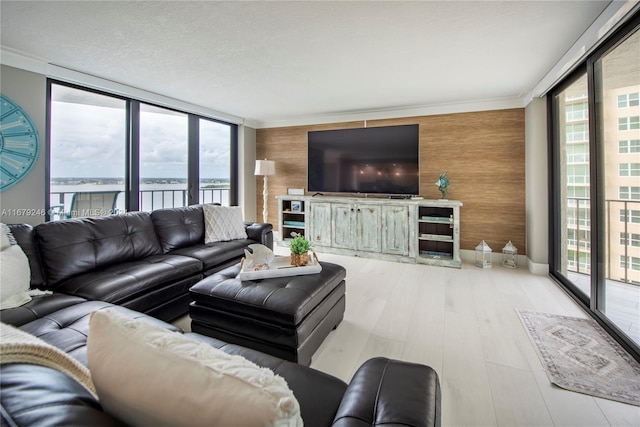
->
[188,261,346,365]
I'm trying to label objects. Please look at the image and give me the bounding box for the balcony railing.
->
[567,197,639,284]
[50,188,230,220]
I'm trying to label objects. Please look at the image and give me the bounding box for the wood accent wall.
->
[256,108,526,255]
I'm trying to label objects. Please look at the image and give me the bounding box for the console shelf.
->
[278,198,307,242]
[277,196,462,268]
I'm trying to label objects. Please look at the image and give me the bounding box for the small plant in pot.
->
[289,235,312,266]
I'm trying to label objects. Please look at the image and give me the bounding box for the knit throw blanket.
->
[0,322,97,397]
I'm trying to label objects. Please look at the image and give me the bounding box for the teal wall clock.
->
[0,94,40,191]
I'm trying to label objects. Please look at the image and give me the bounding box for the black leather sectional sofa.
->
[1,205,441,426]
[9,204,273,322]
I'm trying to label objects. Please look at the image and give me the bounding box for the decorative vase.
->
[290,252,309,266]
[435,172,450,200]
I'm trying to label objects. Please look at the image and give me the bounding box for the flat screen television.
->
[308,124,419,196]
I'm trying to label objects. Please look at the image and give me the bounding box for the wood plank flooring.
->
[175,250,640,426]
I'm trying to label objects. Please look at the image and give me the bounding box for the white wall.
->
[239,125,257,221]
[525,97,549,274]
[0,65,47,226]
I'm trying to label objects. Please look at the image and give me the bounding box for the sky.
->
[50,100,231,180]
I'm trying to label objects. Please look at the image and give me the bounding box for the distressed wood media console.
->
[277,195,462,268]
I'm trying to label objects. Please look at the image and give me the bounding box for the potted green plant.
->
[289,235,312,266]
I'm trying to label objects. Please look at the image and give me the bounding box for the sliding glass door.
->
[552,74,592,299]
[594,27,640,345]
[550,14,640,358]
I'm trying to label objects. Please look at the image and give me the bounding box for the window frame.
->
[548,11,640,362]
[45,80,238,219]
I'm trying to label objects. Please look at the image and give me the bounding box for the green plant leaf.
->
[289,235,312,255]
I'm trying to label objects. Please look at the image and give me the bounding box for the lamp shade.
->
[254,159,275,176]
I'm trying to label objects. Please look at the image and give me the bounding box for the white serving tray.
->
[237,253,322,280]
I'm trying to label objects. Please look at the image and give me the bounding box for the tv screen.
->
[308,124,419,195]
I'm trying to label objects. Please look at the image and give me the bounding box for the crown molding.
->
[251,96,527,129]
[0,47,48,74]
[2,47,527,131]
[1,47,245,126]
[242,118,262,129]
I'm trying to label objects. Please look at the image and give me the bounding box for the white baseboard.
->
[275,238,549,275]
[460,249,476,263]
[462,249,544,273]
[527,258,549,275]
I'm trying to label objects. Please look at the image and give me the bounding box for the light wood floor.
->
[176,251,640,426]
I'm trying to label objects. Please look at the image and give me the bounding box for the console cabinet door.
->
[332,203,354,249]
[309,202,332,247]
[381,205,410,256]
[356,205,381,252]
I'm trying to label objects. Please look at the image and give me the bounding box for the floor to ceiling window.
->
[594,26,640,346]
[552,74,592,298]
[49,84,127,219]
[139,104,188,212]
[199,118,231,206]
[550,13,640,359]
[48,81,237,219]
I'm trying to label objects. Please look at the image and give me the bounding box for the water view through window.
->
[200,118,231,206]
[49,83,232,218]
[49,84,127,218]
[139,103,188,212]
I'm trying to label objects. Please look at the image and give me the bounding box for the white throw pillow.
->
[203,204,248,243]
[0,223,12,251]
[87,309,302,427]
[0,224,32,309]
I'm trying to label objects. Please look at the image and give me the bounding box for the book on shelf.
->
[419,233,453,241]
[420,216,451,223]
[419,250,453,260]
[283,221,305,227]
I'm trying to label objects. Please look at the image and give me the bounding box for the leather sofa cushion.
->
[245,222,274,249]
[0,364,124,427]
[151,205,205,253]
[35,212,163,287]
[332,357,441,427]
[17,300,181,366]
[0,293,87,327]
[171,238,258,271]
[54,254,202,307]
[7,223,47,288]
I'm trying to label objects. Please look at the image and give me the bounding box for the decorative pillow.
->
[0,224,32,309]
[203,204,248,243]
[0,223,14,250]
[87,309,302,427]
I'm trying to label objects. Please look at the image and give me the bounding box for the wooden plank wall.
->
[256,108,525,254]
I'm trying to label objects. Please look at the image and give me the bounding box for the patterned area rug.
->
[517,309,640,406]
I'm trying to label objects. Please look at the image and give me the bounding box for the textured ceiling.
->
[1,1,610,127]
